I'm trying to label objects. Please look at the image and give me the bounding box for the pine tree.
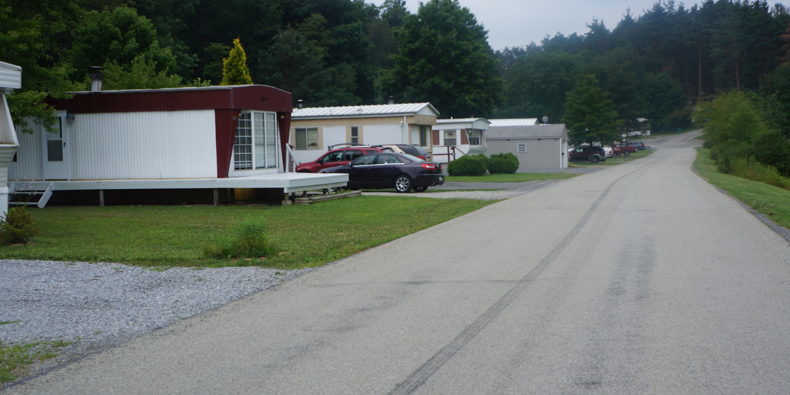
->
[221,38,253,86]
[561,74,620,155]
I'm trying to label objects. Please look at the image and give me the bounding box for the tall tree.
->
[0,0,84,133]
[377,0,500,117]
[70,6,178,83]
[562,74,620,155]
[499,51,580,121]
[221,38,253,85]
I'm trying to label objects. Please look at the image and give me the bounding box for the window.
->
[234,112,278,170]
[517,143,527,153]
[375,154,402,164]
[320,151,343,164]
[342,150,364,161]
[467,130,481,145]
[444,130,457,146]
[295,128,319,150]
[419,125,430,147]
[351,126,359,144]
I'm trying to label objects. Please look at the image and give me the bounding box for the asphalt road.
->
[7,131,790,394]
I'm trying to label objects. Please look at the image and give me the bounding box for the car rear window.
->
[343,150,364,161]
[398,146,418,156]
[410,145,428,156]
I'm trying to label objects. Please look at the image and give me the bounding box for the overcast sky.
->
[369,0,788,51]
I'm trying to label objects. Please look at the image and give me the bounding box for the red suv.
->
[296,146,384,173]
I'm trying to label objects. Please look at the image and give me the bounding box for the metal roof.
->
[488,118,539,127]
[486,124,568,140]
[292,103,438,119]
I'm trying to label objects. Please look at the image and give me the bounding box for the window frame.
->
[233,111,279,172]
[444,130,457,146]
[295,127,319,150]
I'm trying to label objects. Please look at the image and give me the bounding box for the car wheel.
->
[394,175,413,193]
[591,156,599,163]
[413,186,428,192]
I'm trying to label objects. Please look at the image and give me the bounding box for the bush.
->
[203,220,273,260]
[730,156,790,191]
[0,207,39,245]
[447,155,487,176]
[487,153,520,174]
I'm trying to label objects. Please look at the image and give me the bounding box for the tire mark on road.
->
[388,162,654,395]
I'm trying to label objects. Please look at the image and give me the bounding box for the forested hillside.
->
[4,0,790,132]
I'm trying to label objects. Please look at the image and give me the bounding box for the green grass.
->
[445,172,578,183]
[0,196,494,270]
[571,148,655,167]
[695,148,790,229]
[1,340,72,383]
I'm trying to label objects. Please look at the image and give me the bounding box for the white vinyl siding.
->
[10,111,217,180]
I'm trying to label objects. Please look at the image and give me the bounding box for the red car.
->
[296,146,384,173]
[612,142,637,157]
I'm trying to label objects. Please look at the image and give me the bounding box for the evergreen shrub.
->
[0,207,39,245]
[487,153,520,174]
[447,155,487,176]
[203,220,272,260]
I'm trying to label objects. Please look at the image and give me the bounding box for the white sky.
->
[369,0,788,51]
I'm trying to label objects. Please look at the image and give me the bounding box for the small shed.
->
[431,118,490,163]
[290,103,439,163]
[485,123,569,170]
[0,61,21,218]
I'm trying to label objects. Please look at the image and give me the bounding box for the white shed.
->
[0,61,21,219]
[485,123,569,170]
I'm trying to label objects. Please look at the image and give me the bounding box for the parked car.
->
[568,146,607,163]
[296,146,384,173]
[627,141,646,150]
[375,144,431,161]
[603,146,613,158]
[321,152,445,193]
[612,142,637,156]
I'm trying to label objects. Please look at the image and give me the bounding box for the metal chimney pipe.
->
[89,66,103,92]
[297,99,303,109]
[388,96,395,105]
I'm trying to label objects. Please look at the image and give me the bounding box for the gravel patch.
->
[0,259,311,377]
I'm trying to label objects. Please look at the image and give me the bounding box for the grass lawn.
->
[445,172,578,183]
[0,340,71,384]
[571,148,655,167]
[0,196,495,270]
[695,148,790,230]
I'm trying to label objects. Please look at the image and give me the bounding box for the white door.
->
[41,112,70,180]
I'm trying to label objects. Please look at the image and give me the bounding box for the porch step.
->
[9,186,54,208]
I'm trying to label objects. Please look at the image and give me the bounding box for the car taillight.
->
[421,163,437,170]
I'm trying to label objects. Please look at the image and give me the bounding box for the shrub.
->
[487,153,520,174]
[0,207,39,245]
[203,220,273,260]
[730,156,790,191]
[447,155,487,176]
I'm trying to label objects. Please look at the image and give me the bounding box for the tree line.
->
[4,0,790,135]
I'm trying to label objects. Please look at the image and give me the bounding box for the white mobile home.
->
[0,61,21,218]
[289,103,439,163]
[8,84,347,206]
[431,118,490,163]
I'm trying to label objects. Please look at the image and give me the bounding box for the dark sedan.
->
[320,153,445,193]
